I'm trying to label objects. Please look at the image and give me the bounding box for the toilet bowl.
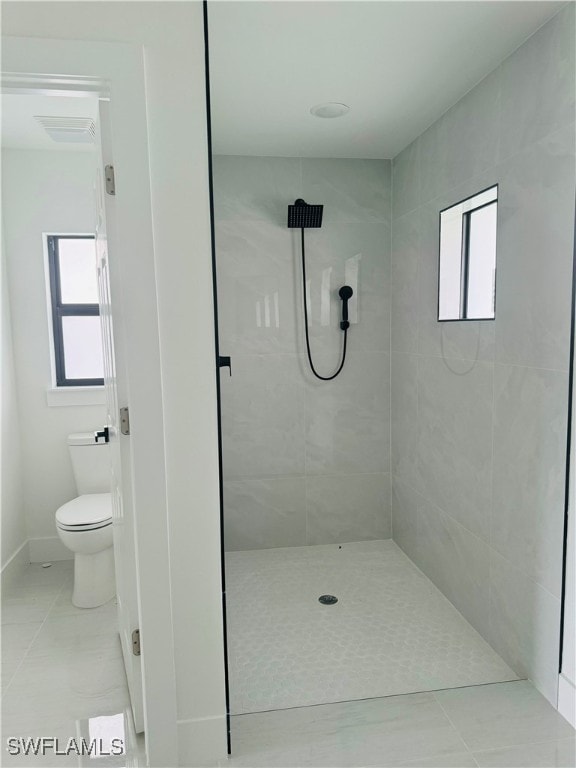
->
[56,493,114,608]
[55,432,116,608]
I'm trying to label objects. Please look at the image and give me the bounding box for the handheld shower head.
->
[338,285,353,330]
[287,199,324,228]
[338,285,353,301]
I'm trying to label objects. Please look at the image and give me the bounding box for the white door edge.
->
[2,36,179,768]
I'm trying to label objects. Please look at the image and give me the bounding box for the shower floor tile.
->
[226,540,519,715]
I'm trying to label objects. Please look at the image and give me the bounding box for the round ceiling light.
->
[310,102,350,119]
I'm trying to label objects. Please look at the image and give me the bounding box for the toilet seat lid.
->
[56,493,112,527]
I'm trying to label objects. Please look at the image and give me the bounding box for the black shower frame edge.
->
[559,193,576,676]
[202,0,232,755]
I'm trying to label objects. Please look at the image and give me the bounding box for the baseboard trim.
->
[177,715,228,767]
[1,540,30,584]
[28,536,73,563]
[558,673,576,727]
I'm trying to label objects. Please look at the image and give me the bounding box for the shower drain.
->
[318,594,338,605]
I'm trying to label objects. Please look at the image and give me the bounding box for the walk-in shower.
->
[208,0,576,740]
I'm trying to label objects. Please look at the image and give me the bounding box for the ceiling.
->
[208,1,566,159]
[1,94,99,151]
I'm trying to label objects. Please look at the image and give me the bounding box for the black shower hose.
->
[300,228,348,381]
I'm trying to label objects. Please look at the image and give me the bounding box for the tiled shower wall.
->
[391,4,575,705]
[215,157,391,550]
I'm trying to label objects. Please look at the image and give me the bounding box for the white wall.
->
[1,4,227,764]
[1,219,27,571]
[2,149,106,555]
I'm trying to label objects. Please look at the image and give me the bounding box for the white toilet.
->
[56,432,115,608]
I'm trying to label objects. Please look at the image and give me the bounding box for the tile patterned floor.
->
[227,680,576,767]
[1,561,143,767]
[226,540,519,715]
[3,555,574,768]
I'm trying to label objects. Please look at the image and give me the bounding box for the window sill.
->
[46,386,105,408]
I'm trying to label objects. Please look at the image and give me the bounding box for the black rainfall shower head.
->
[287,199,324,228]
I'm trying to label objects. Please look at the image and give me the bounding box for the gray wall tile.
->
[305,351,391,475]
[392,140,420,219]
[391,352,419,490]
[213,155,302,224]
[417,500,491,634]
[302,158,391,224]
[224,477,306,551]
[419,68,500,204]
[221,353,305,479]
[391,476,421,564]
[301,223,390,355]
[417,356,493,541]
[306,473,391,545]
[391,211,420,354]
[499,3,575,161]
[492,364,568,596]
[489,552,562,705]
[494,124,575,370]
[215,221,299,355]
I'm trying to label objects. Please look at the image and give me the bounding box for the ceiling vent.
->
[34,116,96,144]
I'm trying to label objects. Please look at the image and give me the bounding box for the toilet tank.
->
[68,432,111,494]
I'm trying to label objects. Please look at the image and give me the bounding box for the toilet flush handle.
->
[94,427,110,444]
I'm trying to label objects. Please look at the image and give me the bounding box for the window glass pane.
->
[438,210,463,320]
[466,203,497,319]
[438,185,498,321]
[62,315,104,380]
[58,238,98,304]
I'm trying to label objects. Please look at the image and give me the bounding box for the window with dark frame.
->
[47,235,104,387]
[438,185,498,322]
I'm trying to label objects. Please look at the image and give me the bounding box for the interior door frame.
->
[1,37,178,767]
